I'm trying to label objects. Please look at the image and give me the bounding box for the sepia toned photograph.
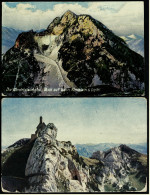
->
[1,1,145,96]
[1,98,147,192]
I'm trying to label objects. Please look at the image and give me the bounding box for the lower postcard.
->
[1,97,148,193]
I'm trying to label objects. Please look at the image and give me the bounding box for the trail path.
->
[34,54,76,89]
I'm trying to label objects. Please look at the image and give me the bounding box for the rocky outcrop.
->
[24,123,90,192]
[90,145,147,191]
[14,30,37,50]
[2,10,144,96]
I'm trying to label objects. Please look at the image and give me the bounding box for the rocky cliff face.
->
[2,10,144,96]
[2,120,147,192]
[91,145,147,191]
[24,122,90,192]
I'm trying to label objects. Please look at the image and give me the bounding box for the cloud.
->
[88,1,126,12]
[2,2,144,35]
[16,3,35,10]
[86,2,144,35]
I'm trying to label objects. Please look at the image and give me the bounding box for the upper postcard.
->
[2,1,146,96]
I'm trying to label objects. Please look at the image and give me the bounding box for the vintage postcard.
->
[1,98,147,192]
[1,1,146,96]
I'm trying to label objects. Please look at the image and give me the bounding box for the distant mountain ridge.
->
[120,34,144,56]
[2,27,45,54]
[120,34,143,41]
[75,143,147,157]
[2,27,23,54]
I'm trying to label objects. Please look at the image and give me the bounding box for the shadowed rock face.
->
[2,176,28,192]
[2,10,144,96]
[2,140,35,178]
[68,159,82,184]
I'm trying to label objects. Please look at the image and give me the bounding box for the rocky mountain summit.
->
[2,10,144,96]
[2,117,147,192]
[91,145,147,191]
[76,142,147,157]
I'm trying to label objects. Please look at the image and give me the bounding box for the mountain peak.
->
[2,10,144,96]
[63,10,76,16]
[61,10,77,25]
[119,144,139,155]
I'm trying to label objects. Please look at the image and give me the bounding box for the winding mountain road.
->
[34,53,76,89]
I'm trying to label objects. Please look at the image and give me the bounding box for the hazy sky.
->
[2,1,144,36]
[2,98,147,147]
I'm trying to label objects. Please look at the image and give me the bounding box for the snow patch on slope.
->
[91,74,103,86]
